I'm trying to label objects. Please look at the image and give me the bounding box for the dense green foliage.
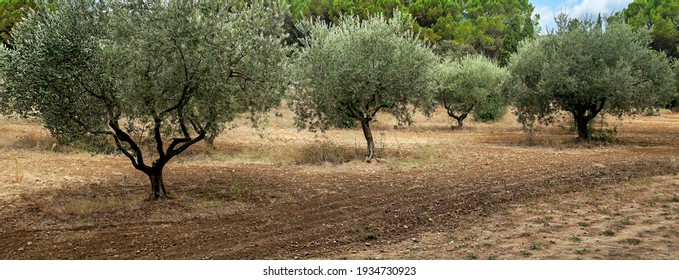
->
[497,14,528,67]
[454,0,536,60]
[614,0,679,58]
[472,94,507,122]
[290,12,438,160]
[288,0,401,22]
[505,15,676,141]
[286,0,537,61]
[0,0,36,48]
[435,55,507,128]
[0,0,290,198]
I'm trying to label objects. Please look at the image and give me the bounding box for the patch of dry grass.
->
[293,140,364,165]
[30,188,145,220]
[10,132,56,151]
[50,194,143,218]
[0,117,56,151]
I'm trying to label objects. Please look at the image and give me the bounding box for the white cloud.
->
[534,6,555,29]
[534,0,633,33]
[565,0,633,19]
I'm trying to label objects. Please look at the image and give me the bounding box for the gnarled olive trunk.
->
[147,168,169,199]
[360,118,375,162]
[446,105,474,129]
[575,115,591,141]
[204,134,217,150]
[452,114,467,128]
[109,116,208,200]
[570,100,606,141]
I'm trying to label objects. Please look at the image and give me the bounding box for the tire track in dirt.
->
[1,156,676,259]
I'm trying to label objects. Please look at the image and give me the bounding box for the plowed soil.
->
[1,109,678,259]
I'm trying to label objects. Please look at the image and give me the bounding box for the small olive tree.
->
[290,12,438,161]
[435,55,508,128]
[0,0,289,199]
[505,15,676,141]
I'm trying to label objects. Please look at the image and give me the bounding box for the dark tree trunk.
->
[571,100,606,141]
[106,86,210,201]
[575,115,591,141]
[452,114,467,128]
[204,134,217,150]
[360,118,375,162]
[147,168,169,200]
[447,106,472,129]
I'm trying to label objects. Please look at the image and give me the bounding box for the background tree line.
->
[611,0,679,59]
[286,0,537,64]
[6,1,679,66]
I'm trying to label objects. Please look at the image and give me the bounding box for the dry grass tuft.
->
[9,131,56,151]
[381,143,442,165]
[33,191,144,220]
[293,140,363,165]
[192,173,252,203]
[56,195,142,217]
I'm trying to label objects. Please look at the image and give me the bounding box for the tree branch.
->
[465,103,476,115]
[166,132,206,160]
[78,66,115,104]
[165,121,210,160]
[371,104,386,117]
[166,137,191,154]
[109,131,141,170]
[189,119,204,133]
[341,101,363,120]
[160,83,192,117]
[178,111,191,138]
[364,93,377,117]
[108,120,149,173]
[172,37,190,83]
[153,118,166,160]
[592,99,606,118]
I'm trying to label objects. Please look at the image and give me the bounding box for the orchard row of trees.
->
[0,0,677,199]
[4,1,679,62]
[3,0,677,64]
[2,0,537,64]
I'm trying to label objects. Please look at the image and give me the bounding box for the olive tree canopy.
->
[0,0,290,199]
[290,12,438,161]
[435,55,508,128]
[505,15,676,141]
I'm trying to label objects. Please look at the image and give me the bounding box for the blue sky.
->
[530,0,634,31]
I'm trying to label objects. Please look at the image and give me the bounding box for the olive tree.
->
[290,12,438,161]
[0,0,289,199]
[505,15,676,141]
[435,55,508,128]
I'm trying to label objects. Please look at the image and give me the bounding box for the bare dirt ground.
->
[0,108,678,259]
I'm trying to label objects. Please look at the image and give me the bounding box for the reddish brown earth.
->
[1,110,678,259]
